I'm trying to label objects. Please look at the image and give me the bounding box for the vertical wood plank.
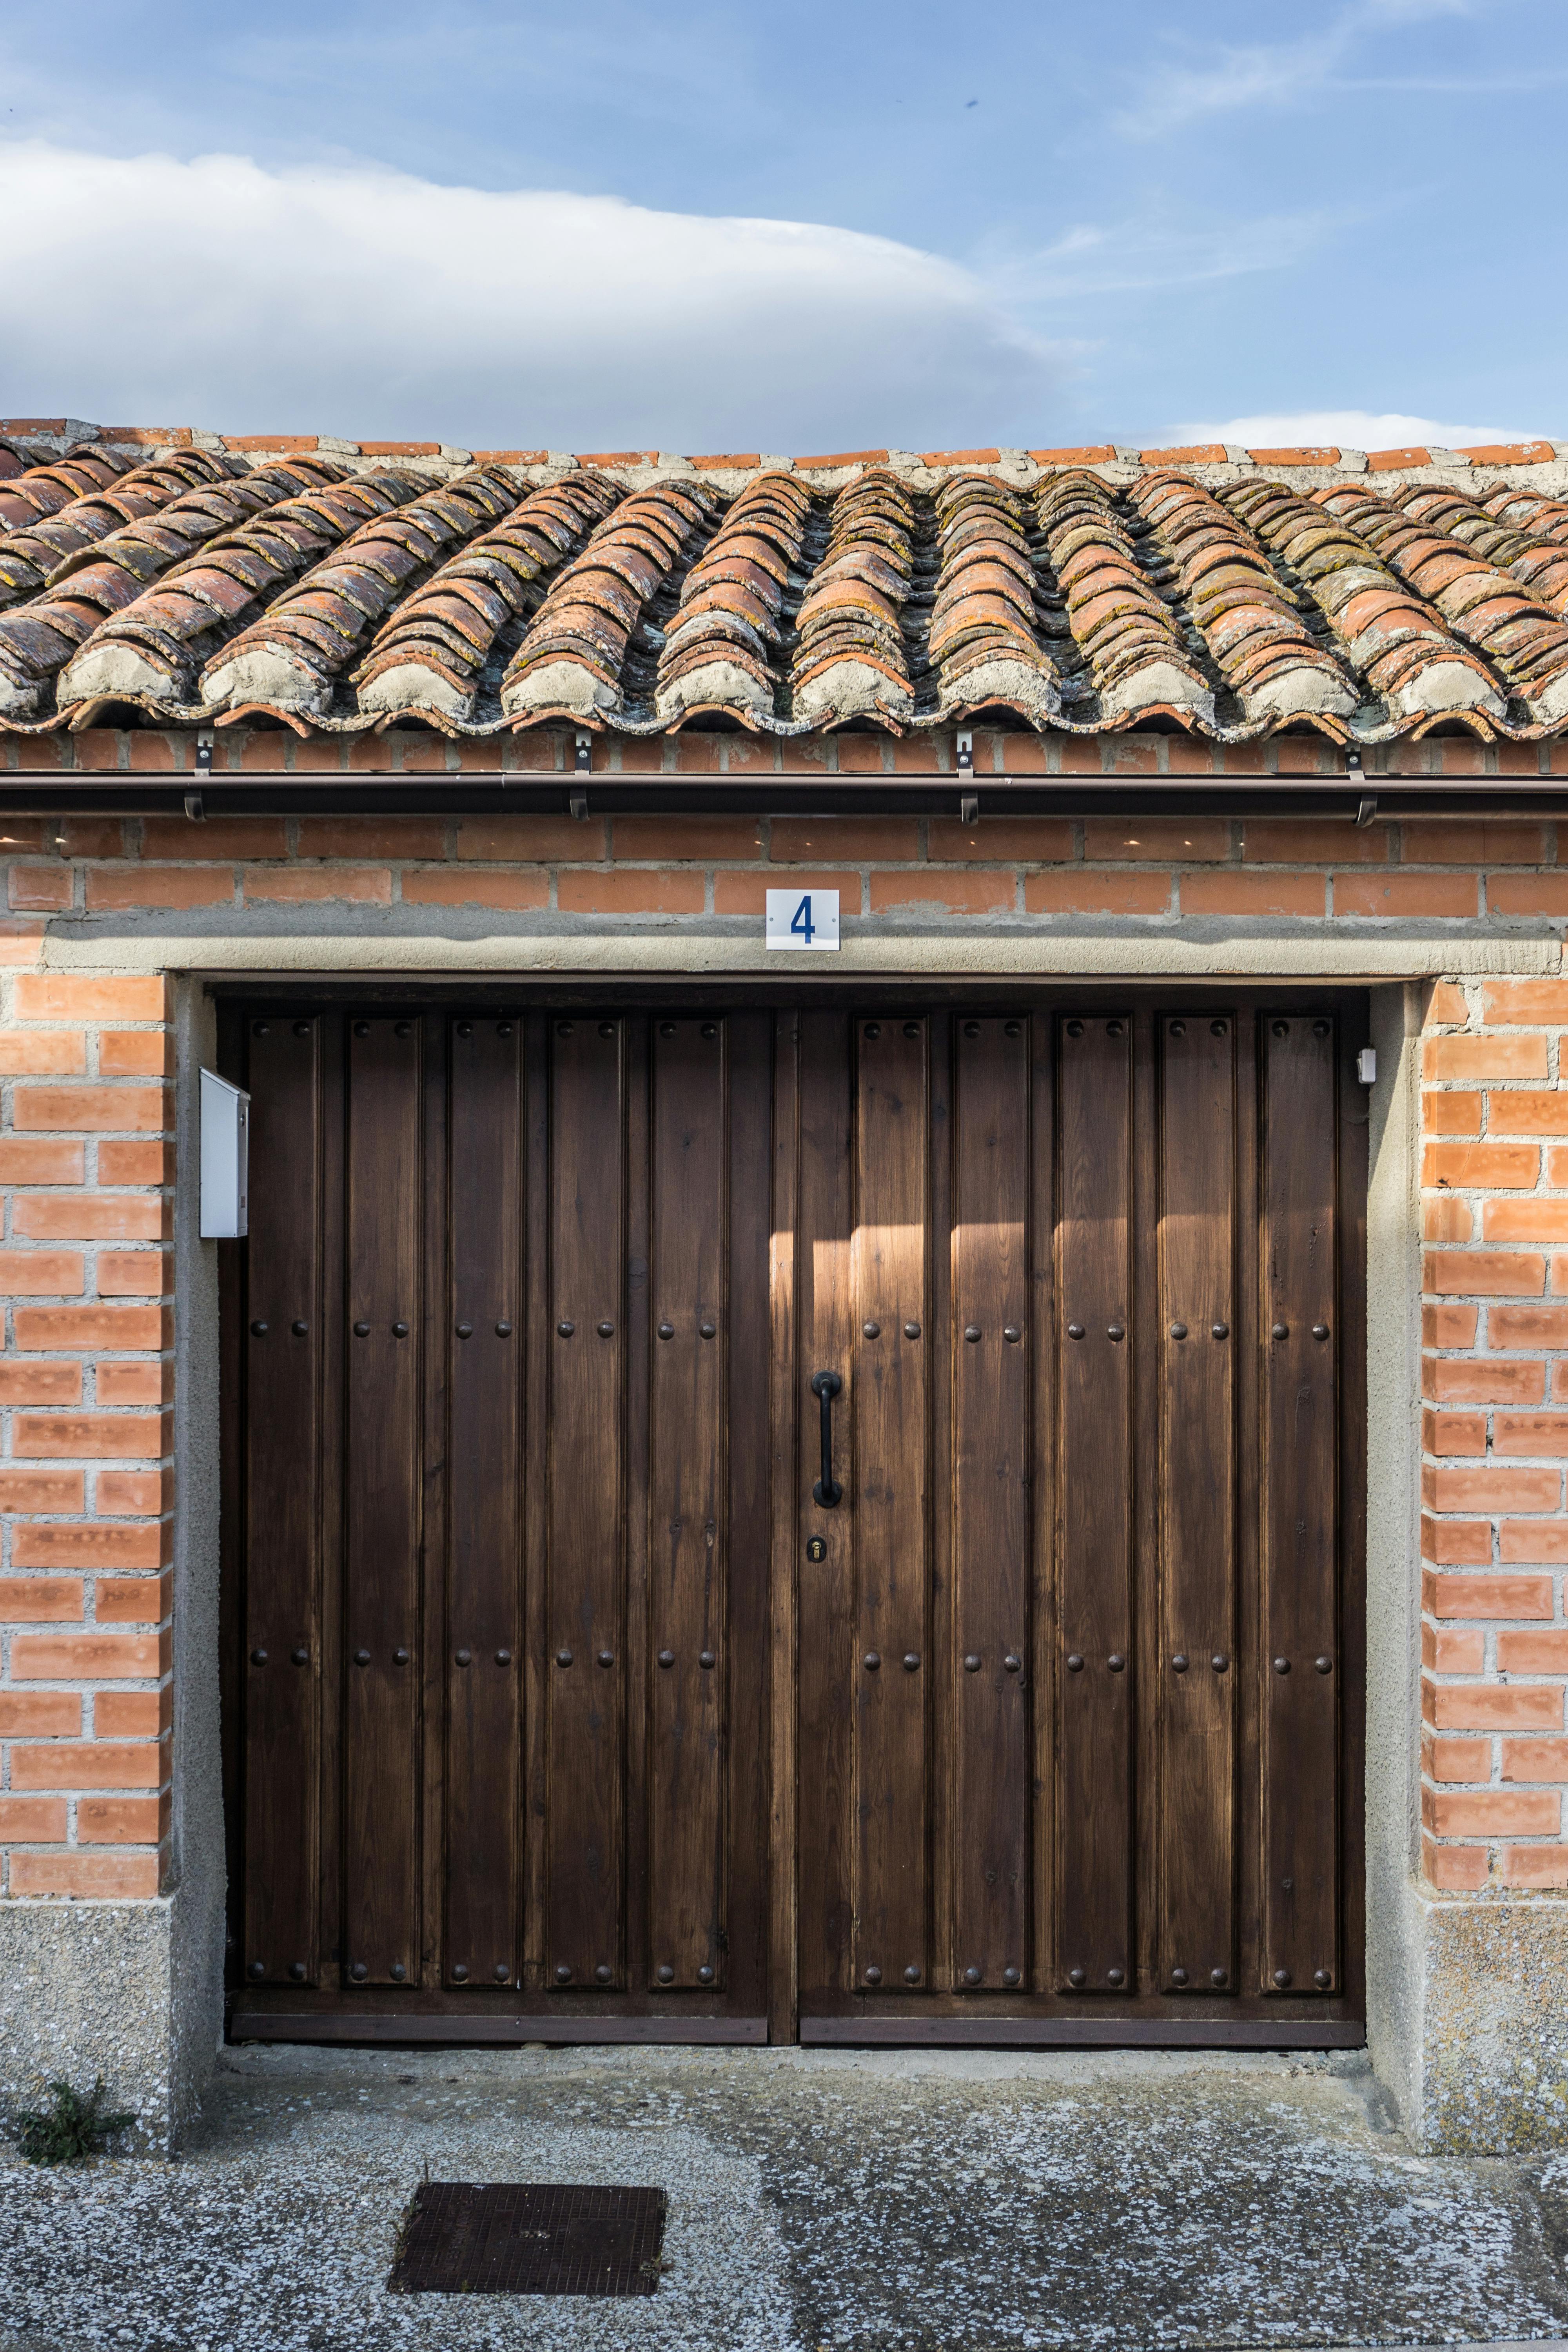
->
[419,1015,448,1995]
[851,1015,930,1991]
[342,1015,423,1985]
[1156,1011,1238,1994]
[241,1012,322,1985]
[1336,996,1371,2016]
[951,1014,1030,1992]
[218,1003,247,1991]
[768,1013,801,2041]
[546,1014,626,1989]
[726,1010,774,2021]
[1131,1009,1160,2000]
[1027,1012,1056,1995]
[443,1016,523,1990]
[927,1018,956,1993]
[795,1012,854,2004]
[648,1016,727,1988]
[622,1016,653,2005]
[1260,1009,1341,1997]
[1232,1010,1265,2006]
[1054,1013,1134,1994]
[520,1012,550,1993]
[316,1018,347,1984]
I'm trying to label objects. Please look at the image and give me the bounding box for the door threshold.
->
[799,2018,1365,2049]
[229,2009,769,2047]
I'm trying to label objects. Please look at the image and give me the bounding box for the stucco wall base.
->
[1411,1891,1568,2151]
[0,1893,215,2155]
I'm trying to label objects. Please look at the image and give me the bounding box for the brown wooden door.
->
[227,1006,773,2038]
[226,991,1364,2047]
[791,1000,1365,2042]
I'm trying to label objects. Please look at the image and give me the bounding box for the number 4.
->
[790,893,815,944]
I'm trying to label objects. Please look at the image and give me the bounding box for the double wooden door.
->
[224,994,1365,2045]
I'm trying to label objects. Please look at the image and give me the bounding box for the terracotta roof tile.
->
[54,462,403,720]
[503,479,720,726]
[655,471,810,728]
[0,447,135,543]
[1129,469,1354,731]
[1313,481,1568,723]
[927,471,1059,727]
[357,472,620,726]
[221,434,319,454]
[1391,482,1568,615]
[5,424,1568,744]
[789,468,915,730]
[793,449,888,470]
[1368,446,1430,472]
[1029,445,1116,466]
[1457,441,1556,467]
[198,466,521,722]
[0,452,246,713]
[1246,446,1340,466]
[100,428,194,448]
[574,450,659,468]
[0,419,70,436]
[1222,476,1503,730]
[1140,444,1227,465]
[1036,468,1212,728]
[1480,483,1568,545]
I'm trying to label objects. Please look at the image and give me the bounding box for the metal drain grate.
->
[388,2182,667,2297]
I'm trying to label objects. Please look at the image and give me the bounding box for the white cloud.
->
[1113,0,1480,137]
[1115,36,1344,138]
[986,210,1343,303]
[1176,409,1553,449]
[0,139,1061,450]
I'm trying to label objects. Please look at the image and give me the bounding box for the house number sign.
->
[765,888,840,951]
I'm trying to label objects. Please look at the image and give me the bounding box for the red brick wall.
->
[1422,977,1568,1891]
[0,965,172,1900]
[1,808,1567,921]
[4,797,1568,1908]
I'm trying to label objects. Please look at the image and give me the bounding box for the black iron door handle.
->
[811,1370,843,1507]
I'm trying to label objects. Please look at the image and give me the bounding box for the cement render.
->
[28,918,1566,977]
[165,979,226,2146]
[3,2043,1568,2351]
[1421,1901,1568,2152]
[1364,983,1426,2138]
[0,1900,178,2154]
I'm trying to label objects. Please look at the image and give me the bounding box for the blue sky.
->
[2,0,1564,449]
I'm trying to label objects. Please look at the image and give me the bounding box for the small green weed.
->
[11,2076,136,2166]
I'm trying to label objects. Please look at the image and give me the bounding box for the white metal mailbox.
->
[200,1068,250,1238]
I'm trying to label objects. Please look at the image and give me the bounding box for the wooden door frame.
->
[218,979,1368,2051]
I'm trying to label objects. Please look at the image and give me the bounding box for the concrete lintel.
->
[33,929,1563,981]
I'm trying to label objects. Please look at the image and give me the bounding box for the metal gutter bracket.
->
[957,732,978,821]
[570,730,592,818]
[186,734,213,822]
